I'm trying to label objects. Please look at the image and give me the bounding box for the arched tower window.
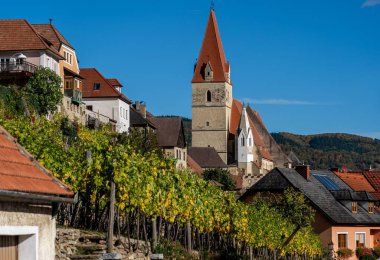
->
[206,90,212,102]
[241,136,245,147]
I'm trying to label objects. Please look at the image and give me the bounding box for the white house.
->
[80,68,131,133]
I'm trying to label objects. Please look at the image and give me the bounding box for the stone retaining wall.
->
[56,227,150,260]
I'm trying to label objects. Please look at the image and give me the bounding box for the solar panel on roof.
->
[313,174,340,190]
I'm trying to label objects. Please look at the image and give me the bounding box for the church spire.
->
[192,9,230,83]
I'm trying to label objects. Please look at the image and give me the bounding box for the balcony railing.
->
[0,61,38,75]
[64,89,82,104]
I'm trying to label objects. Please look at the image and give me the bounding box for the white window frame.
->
[0,226,38,260]
[355,232,366,247]
[337,232,349,249]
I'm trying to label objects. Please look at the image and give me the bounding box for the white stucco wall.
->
[0,201,55,260]
[83,97,130,133]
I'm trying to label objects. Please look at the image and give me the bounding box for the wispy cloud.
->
[362,0,380,7]
[242,98,316,106]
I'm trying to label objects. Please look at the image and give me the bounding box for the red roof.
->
[32,23,74,50]
[80,68,131,103]
[364,172,380,191]
[230,99,243,135]
[0,20,63,58]
[192,10,229,83]
[336,172,376,192]
[0,126,73,197]
[107,78,123,88]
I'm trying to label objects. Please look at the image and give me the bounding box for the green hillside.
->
[271,132,380,171]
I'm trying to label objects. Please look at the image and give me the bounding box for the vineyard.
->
[0,77,324,259]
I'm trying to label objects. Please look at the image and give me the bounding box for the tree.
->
[25,67,62,115]
[203,168,236,190]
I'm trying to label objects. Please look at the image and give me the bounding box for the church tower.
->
[191,9,232,164]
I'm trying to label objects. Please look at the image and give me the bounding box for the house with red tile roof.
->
[80,68,131,133]
[32,21,86,125]
[0,126,73,259]
[191,9,290,188]
[0,19,63,86]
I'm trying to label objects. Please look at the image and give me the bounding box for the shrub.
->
[373,247,380,257]
[155,239,194,259]
[337,248,354,259]
[356,247,373,257]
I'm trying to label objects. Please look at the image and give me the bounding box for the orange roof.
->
[192,10,229,83]
[364,172,380,191]
[0,127,73,198]
[80,68,131,103]
[230,99,243,135]
[0,20,63,58]
[336,172,375,192]
[107,78,123,87]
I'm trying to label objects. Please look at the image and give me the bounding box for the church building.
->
[191,9,290,188]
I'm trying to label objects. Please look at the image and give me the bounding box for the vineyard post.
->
[186,221,192,252]
[152,215,157,250]
[107,179,116,253]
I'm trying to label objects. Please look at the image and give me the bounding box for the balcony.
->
[64,89,82,104]
[0,61,37,75]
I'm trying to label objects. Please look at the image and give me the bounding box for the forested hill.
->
[271,132,380,171]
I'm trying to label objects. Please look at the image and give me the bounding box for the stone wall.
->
[56,227,150,260]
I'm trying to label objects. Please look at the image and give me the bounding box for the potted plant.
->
[356,247,376,260]
[337,248,354,259]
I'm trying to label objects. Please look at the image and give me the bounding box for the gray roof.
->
[242,168,380,225]
[148,117,186,148]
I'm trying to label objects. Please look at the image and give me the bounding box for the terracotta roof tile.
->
[107,78,123,87]
[230,99,243,135]
[336,172,375,192]
[80,68,131,103]
[192,10,229,83]
[0,126,73,197]
[364,172,380,191]
[0,20,63,58]
[32,24,74,50]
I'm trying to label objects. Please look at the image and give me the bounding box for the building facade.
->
[0,126,73,260]
[80,68,131,133]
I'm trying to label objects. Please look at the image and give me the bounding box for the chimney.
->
[135,100,140,111]
[140,102,146,119]
[295,165,310,180]
[49,18,53,25]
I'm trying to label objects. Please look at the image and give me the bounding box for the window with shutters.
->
[352,201,358,213]
[338,233,348,248]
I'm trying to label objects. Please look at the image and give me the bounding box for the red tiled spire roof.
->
[0,126,73,198]
[192,10,230,83]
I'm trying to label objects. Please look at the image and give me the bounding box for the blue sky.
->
[2,0,379,137]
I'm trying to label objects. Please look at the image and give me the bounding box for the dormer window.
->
[352,201,358,213]
[93,83,101,90]
[206,90,212,102]
[369,202,374,214]
[204,62,213,81]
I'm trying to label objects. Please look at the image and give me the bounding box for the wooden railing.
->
[0,61,38,74]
